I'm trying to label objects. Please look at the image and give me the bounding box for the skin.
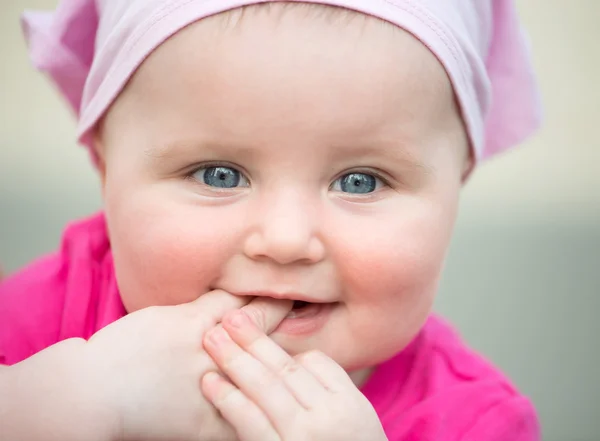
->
[201,308,390,440]
[0,292,294,441]
[0,5,471,441]
[95,5,469,384]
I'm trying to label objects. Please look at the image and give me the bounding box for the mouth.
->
[226,290,331,310]
[276,301,336,335]
[287,300,327,318]
[215,289,335,334]
[293,300,310,309]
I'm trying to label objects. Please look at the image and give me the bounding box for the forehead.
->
[103,3,461,155]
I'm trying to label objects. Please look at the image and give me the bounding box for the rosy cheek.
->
[110,209,238,309]
[333,213,448,305]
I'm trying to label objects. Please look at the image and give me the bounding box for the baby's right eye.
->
[331,172,383,194]
[191,166,250,189]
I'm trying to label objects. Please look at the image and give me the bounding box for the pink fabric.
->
[0,214,539,440]
[0,214,124,365]
[21,0,541,162]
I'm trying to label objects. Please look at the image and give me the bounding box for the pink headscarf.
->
[21,0,541,162]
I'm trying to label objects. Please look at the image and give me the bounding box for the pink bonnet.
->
[21,0,542,162]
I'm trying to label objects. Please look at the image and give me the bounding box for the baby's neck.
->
[349,367,375,388]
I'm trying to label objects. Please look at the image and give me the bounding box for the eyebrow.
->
[144,140,259,161]
[327,142,435,175]
[144,139,435,176]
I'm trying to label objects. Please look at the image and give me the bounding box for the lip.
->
[230,291,326,304]
[274,302,335,336]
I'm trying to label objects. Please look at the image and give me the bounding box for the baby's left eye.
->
[191,165,250,189]
[331,172,383,194]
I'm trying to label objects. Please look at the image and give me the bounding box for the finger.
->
[202,371,280,441]
[204,326,302,432]
[295,350,355,393]
[191,289,251,325]
[222,309,327,408]
[239,297,293,335]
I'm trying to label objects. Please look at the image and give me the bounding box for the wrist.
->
[0,364,16,439]
[1,339,119,441]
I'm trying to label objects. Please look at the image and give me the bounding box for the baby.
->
[0,1,542,440]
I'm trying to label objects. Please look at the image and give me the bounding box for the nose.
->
[243,190,325,265]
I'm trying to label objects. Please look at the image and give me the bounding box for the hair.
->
[212,2,396,33]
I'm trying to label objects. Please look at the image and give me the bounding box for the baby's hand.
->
[202,310,388,441]
[80,291,292,441]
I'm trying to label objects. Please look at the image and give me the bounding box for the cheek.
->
[103,185,240,311]
[335,202,454,302]
[327,197,457,356]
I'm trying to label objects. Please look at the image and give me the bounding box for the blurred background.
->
[1,1,598,440]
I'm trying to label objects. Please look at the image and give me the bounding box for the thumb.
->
[239,297,293,335]
[187,289,250,327]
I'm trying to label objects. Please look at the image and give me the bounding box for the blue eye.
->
[333,172,379,194]
[192,166,249,189]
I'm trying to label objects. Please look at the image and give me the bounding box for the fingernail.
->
[207,327,228,346]
[202,372,222,400]
[204,371,221,384]
[227,310,250,329]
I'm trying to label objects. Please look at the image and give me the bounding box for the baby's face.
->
[97,7,468,373]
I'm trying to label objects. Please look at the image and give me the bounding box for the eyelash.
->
[184,163,392,191]
[184,162,249,184]
[330,170,389,191]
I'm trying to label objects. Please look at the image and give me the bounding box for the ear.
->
[460,150,475,183]
[92,129,108,193]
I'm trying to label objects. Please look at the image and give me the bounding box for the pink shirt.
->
[0,213,539,440]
